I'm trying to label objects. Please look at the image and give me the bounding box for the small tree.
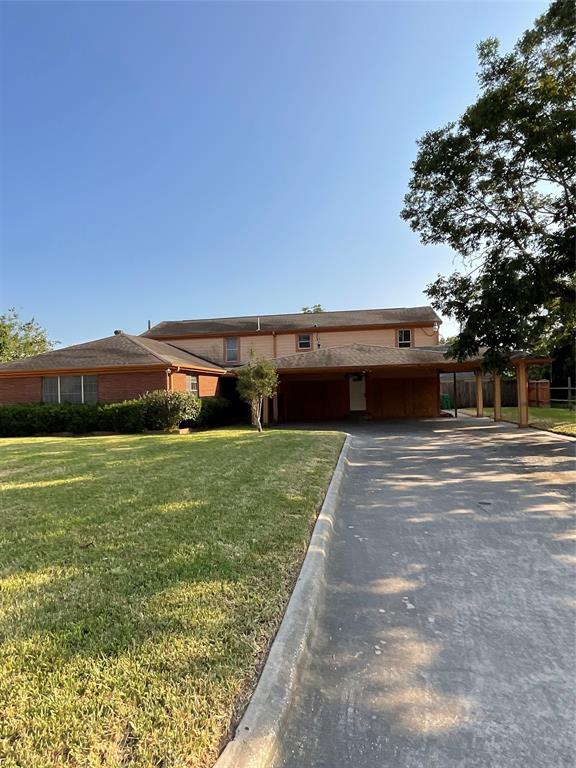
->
[0,308,56,362]
[236,355,279,432]
[302,304,324,314]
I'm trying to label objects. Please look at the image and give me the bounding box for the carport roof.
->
[269,344,551,372]
[270,343,463,371]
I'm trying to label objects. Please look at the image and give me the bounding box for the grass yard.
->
[463,406,576,436]
[0,427,344,768]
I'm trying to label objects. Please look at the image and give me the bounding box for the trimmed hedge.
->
[0,392,238,437]
[195,397,234,428]
[0,401,145,437]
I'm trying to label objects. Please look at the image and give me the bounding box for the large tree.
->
[0,308,56,362]
[401,0,575,372]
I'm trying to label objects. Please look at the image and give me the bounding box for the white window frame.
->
[297,333,312,350]
[397,329,412,348]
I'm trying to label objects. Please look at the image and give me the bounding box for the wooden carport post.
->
[516,361,529,427]
[493,374,502,422]
[475,369,484,417]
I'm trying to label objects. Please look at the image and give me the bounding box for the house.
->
[0,305,547,425]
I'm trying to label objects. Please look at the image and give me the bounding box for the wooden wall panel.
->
[367,376,439,419]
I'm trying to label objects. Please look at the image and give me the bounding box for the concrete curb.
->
[213,433,352,768]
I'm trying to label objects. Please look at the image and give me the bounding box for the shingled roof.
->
[269,343,473,370]
[142,306,441,338]
[0,334,225,374]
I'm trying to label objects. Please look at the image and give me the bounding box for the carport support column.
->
[493,374,502,422]
[272,394,279,423]
[516,362,529,427]
[475,370,484,417]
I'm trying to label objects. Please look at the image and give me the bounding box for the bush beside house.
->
[0,391,236,437]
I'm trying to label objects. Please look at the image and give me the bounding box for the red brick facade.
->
[171,371,219,397]
[0,376,43,404]
[97,371,168,403]
[0,370,221,405]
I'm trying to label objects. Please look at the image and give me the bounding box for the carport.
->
[262,344,550,426]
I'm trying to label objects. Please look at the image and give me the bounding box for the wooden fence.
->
[440,378,517,408]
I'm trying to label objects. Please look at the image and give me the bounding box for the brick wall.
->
[98,371,167,403]
[171,371,219,397]
[199,375,219,397]
[0,376,43,404]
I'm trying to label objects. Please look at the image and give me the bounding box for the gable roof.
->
[142,306,441,338]
[0,334,226,374]
[269,343,466,371]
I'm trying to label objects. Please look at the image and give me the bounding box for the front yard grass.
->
[0,427,344,768]
[463,405,576,436]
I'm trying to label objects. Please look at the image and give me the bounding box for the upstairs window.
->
[42,375,98,404]
[397,329,412,348]
[297,334,312,350]
[186,374,199,395]
[225,337,239,362]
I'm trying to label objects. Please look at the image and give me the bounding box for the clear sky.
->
[0,0,548,347]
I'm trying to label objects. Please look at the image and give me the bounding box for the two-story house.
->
[140,306,446,421]
[0,305,478,421]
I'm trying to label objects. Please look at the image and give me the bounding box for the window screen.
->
[42,377,59,403]
[225,337,239,362]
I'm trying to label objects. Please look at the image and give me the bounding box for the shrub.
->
[138,390,201,431]
[195,397,234,428]
[102,401,146,434]
[0,401,147,438]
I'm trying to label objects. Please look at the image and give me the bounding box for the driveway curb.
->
[213,433,351,768]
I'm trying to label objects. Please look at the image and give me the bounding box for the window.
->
[225,337,239,362]
[297,334,312,350]
[397,329,412,348]
[186,374,199,395]
[42,375,98,404]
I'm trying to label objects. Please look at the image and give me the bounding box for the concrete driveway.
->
[274,418,575,768]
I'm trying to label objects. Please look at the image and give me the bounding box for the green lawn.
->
[463,406,576,436]
[0,428,344,768]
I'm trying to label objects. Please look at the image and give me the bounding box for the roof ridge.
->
[146,305,437,329]
[124,334,174,366]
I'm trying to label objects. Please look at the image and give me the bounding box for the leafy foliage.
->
[301,304,324,313]
[0,308,56,362]
[0,391,206,437]
[236,355,279,431]
[401,0,575,371]
[138,390,201,431]
[0,401,145,437]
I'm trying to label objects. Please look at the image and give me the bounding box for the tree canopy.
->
[302,304,324,314]
[401,0,575,372]
[0,308,56,362]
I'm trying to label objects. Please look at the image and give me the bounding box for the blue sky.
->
[0,1,547,347]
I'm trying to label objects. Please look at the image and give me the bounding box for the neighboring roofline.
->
[144,321,441,341]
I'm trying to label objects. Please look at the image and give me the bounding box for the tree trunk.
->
[251,398,263,432]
